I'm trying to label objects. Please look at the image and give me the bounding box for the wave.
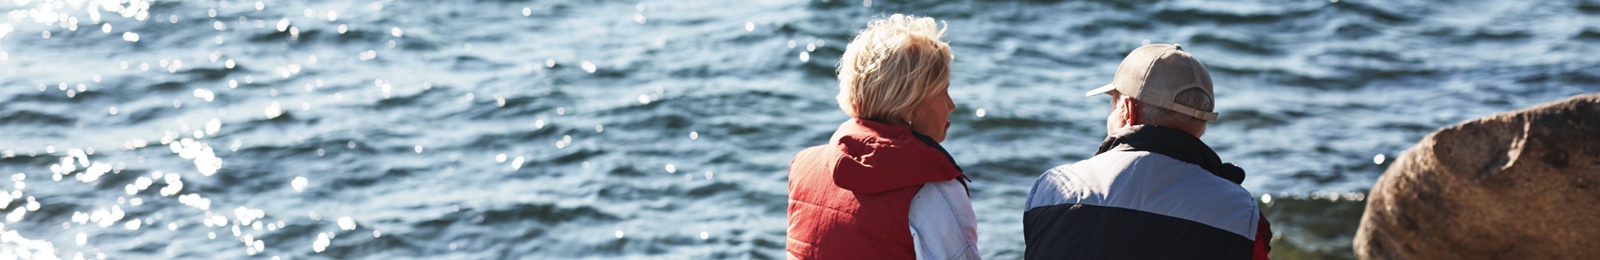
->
[0,109,75,126]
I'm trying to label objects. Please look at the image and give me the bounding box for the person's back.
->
[1025,126,1262,259]
[1023,44,1271,259]
[788,119,970,259]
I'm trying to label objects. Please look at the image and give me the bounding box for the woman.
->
[787,14,979,260]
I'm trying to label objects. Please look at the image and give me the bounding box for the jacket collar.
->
[1096,125,1246,184]
[911,129,971,192]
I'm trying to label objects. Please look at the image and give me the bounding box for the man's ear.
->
[1120,97,1140,127]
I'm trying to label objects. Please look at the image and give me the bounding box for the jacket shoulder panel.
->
[1026,151,1258,239]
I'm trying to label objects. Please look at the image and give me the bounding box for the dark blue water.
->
[2,0,1597,258]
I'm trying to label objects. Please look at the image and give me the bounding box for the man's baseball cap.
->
[1085,44,1218,121]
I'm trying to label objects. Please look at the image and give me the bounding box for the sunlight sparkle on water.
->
[496,153,507,163]
[337,217,357,230]
[512,156,525,170]
[291,177,308,192]
[6,207,25,222]
[122,32,138,42]
[235,206,265,227]
[1374,154,1386,164]
[976,108,986,117]
[178,194,209,210]
[312,233,330,252]
[194,89,215,102]
[581,61,596,73]
[265,102,283,119]
[128,177,152,195]
[274,19,289,32]
[159,173,183,196]
[168,138,223,176]
[205,118,221,135]
[745,22,754,31]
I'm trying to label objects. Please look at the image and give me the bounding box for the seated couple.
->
[786,14,1272,260]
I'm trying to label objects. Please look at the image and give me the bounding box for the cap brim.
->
[1084,83,1117,97]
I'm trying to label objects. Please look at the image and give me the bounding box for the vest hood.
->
[828,119,964,194]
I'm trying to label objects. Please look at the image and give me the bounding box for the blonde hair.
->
[836,14,953,125]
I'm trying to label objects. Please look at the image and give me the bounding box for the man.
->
[1023,44,1272,259]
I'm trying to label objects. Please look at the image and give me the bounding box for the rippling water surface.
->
[2,0,1597,259]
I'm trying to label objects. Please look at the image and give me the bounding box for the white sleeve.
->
[911,224,925,259]
[908,179,982,260]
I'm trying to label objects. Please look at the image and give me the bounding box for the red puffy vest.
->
[786,119,964,259]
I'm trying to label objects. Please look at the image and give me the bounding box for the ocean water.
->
[2,0,1598,259]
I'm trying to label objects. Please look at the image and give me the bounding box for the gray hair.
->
[1139,88,1215,125]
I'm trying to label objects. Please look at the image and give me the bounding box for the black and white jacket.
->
[1024,125,1271,259]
